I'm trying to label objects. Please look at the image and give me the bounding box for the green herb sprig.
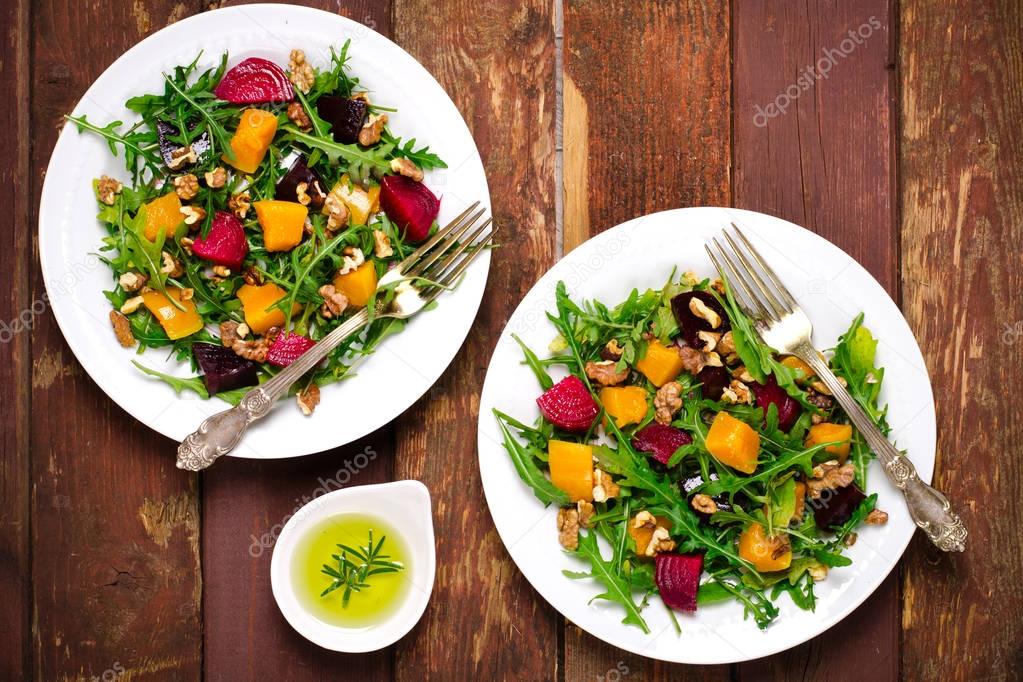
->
[320,530,405,606]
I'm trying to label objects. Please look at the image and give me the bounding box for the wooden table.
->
[2,0,1020,679]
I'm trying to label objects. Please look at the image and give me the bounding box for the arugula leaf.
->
[512,334,554,390]
[281,126,393,182]
[566,531,650,633]
[494,410,568,506]
[382,132,448,170]
[132,361,209,398]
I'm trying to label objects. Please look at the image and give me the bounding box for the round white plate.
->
[39,5,490,458]
[477,207,935,664]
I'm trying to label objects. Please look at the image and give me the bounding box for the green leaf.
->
[568,531,650,633]
[282,126,393,182]
[132,361,209,398]
[494,410,568,506]
[512,334,554,390]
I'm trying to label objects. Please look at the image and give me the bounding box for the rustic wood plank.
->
[29,3,206,679]
[899,1,1023,679]
[0,0,32,679]
[562,1,731,679]
[200,2,396,681]
[732,1,899,680]
[389,1,560,679]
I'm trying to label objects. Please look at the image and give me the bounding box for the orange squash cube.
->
[236,282,300,334]
[548,440,594,502]
[781,355,815,384]
[142,192,183,242]
[332,261,378,308]
[738,523,792,572]
[627,513,672,556]
[635,340,684,387]
[805,422,853,462]
[224,108,278,174]
[599,386,648,428]
[254,200,307,252]
[705,412,760,474]
[141,287,203,340]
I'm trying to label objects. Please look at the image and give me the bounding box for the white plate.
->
[39,5,490,458]
[477,207,935,664]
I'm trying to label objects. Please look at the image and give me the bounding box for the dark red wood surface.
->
[2,1,1019,680]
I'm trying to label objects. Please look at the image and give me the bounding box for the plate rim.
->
[476,206,935,664]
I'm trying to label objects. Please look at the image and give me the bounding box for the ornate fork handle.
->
[795,342,966,551]
[176,309,372,470]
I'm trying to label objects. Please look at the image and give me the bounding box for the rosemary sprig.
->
[320,529,404,606]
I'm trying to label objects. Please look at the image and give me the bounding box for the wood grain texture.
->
[732,2,900,680]
[29,3,206,679]
[0,0,32,680]
[899,0,1023,679]
[390,0,559,679]
[200,2,396,681]
[562,1,731,679]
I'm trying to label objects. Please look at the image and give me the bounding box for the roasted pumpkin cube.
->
[635,339,685,387]
[141,287,203,340]
[142,191,183,242]
[805,422,853,462]
[224,108,278,174]
[332,262,378,308]
[705,412,760,474]
[548,440,594,502]
[237,282,300,334]
[780,355,815,384]
[600,386,648,428]
[738,523,792,572]
[254,200,307,252]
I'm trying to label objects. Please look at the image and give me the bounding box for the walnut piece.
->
[389,157,424,182]
[710,278,727,295]
[810,376,846,396]
[160,251,184,278]
[697,330,721,352]
[338,246,365,276]
[180,204,206,227]
[219,320,241,348]
[678,345,707,375]
[731,365,755,383]
[865,509,889,525]
[691,493,718,515]
[228,191,251,219]
[297,383,321,416]
[644,527,677,557]
[232,334,273,362]
[721,379,753,405]
[324,195,349,232]
[204,167,227,188]
[212,265,231,278]
[557,508,580,551]
[288,49,315,94]
[576,500,595,529]
[653,381,683,425]
[689,296,721,328]
[118,271,147,293]
[167,145,197,170]
[109,310,135,347]
[584,360,629,386]
[173,173,199,200]
[602,338,624,361]
[120,296,144,314]
[591,468,620,503]
[372,229,393,258]
[287,101,313,131]
[808,563,829,582]
[318,284,348,319]
[358,113,387,146]
[96,175,122,205]
[717,330,736,357]
[806,460,856,499]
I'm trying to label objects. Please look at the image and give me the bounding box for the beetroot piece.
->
[379,175,440,243]
[655,553,704,612]
[631,423,692,465]
[751,374,801,431]
[695,365,730,401]
[191,211,249,270]
[536,376,599,433]
[670,291,731,348]
[317,95,368,144]
[266,332,317,368]
[214,57,294,104]
[275,157,325,205]
[813,483,867,530]
[193,343,259,395]
[156,120,210,168]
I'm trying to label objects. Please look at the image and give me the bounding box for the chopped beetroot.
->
[695,365,730,401]
[813,483,867,530]
[751,374,801,431]
[631,423,692,465]
[379,175,441,243]
[536,376,599,433]
[191,211,249,270]
[670,291,731,348]
[156,120,210,168]
[655,553,704,612]
[214,57,294,104]
[317,95,368,144]
[266,332,316,368]
[193,343,259,395]
[275,157,325,205]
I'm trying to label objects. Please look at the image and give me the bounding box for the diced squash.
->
[793,481,807,522]
[635,339,684,387]
[705,412,760,474]
[236,282,300,334]
[323,175,375,226]
[599,386,648,428]
[223,108,278,174]
[142,192,183,242]
[548,440,594,502]
[738,523,792,572]
[332,261,378,308]
[805,422,853,462]
[367,183,381,215]
[254,200,307,252]
[781,355,815,384]
[141,287,203,340]
[627,514,672,556]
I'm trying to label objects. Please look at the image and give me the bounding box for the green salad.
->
[70,42,446,413]
[495,272,891,631]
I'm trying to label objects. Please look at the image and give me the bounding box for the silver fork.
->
[706,225,966,552]
[176,202,495,471]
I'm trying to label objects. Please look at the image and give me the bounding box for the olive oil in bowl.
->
[292,513,413,629]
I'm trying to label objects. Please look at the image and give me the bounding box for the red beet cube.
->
[655,553,704,612]
[191,211,249,270]
[214,58,294,104]
[631,423,692,465]
[536,376,599,433]
[266,332,316,368]
[379,175,440,243]
[751,374,801,431]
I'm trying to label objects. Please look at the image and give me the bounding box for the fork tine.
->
[406,209,486,278]
[730,225,800,311]
[705,243,759,319]
[712,237,774,321]
[417,218,493,282]
[394,201,480,274]
[420,230,496,305]
[722,230,787,320]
